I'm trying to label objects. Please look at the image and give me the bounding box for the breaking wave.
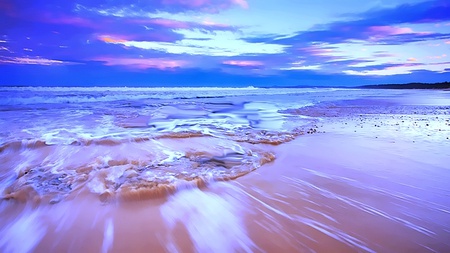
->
[0,87,329,203]
[1,136,275,203]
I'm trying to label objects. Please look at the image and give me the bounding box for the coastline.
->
[236,98,450,252]
[359,81,450,90]
[0,90,449,252]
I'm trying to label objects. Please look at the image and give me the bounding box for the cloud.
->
[236,1,450,78]
[296,45,339,57]
[102,30,287,57]
[39,13,99,28]
[366,25,414,37]
[222,60,264,67]
[373,51,397,58]
[231,0,249,9]
[71,0,248,15]
[344,61,450,76]
[94,57,188,70]
[376,32,450,45]
[98,36,127,43]
[428,54,447,59]
[2,0,449,85]
[127,18,236,32]
[0,1,14,13]
[3,62,450,87]
[280,65,322,71]
[0,46,13,53]
[2,0,249,18]
[258,25,450,46]
[245,1,450,46]
[358,0,450,25]
[133,18,190,29]
[0,56,78,65]
[160,0,249,12]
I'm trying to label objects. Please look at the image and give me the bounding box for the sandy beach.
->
[3,0,450,251]
[240,98,450,252]
[0,88,449,252]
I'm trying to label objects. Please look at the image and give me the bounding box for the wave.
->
[0,87,329,204]
[1,137,275,203]
[0,87,337,105]
[0,86,261,92]
[0,124,307,155]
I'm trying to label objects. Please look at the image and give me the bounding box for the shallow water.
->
[0,87,346,202]
[0,87,450,252]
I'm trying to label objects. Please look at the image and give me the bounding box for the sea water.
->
[0,86,350,202]
[1,87,449,252]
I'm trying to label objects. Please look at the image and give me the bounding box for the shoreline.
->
[236,100,450,252]
[1,93,450,252]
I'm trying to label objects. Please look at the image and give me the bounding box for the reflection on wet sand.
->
[1,88,450,252]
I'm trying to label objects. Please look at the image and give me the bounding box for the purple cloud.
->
[346,61,450,72]
[1,0,248,17]
[0,0,244,69]
[222,60,264,69]
[358,0,450,25]
[160,0,248,13]
[0,56,78,65]
[245,0,450,46]
[127,18,237,32]
[94,56,188,70]
[1,0,449,83]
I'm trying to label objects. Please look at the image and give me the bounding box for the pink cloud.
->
[200,19,232,29]
[428,54,447,59]
[133,18,191,29]
[40,13,98,28]
[161,0,248,12]
[0,46,12,53]
[152,18,190,29]
[0,1,17,17]
[98,35,129,43]
[95,57,187,70]
[231,0,249,9]
[0,1,13,12]
[384,61,450,71]
[129,18,232,30]
[223,60,264,67]
[385,63,421,70]
[367,26,413,36]
[298,45,335,56]
[0,56,76,65]
[97,30,180,43]
[163,0,209,8]
[373,52,397,58]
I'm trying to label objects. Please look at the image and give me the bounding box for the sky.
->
[0,0,450,87]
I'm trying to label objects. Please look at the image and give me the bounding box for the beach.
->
[0,87,449,252]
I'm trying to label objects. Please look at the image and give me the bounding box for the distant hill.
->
[360,82,450,89]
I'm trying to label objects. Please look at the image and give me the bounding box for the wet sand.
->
[1,94,450,252]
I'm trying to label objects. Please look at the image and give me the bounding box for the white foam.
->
[159,150,184,165]
[101,218,114,253]
[160,183,255,253]
[87,176,107,194]
[0,86,340,105]
[105,165,129,182]
[0,209,47,253]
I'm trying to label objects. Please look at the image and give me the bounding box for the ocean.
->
[0,86,349,202]
[1,87,449,252]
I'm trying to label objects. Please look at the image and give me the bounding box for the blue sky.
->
[1,0,449,86]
